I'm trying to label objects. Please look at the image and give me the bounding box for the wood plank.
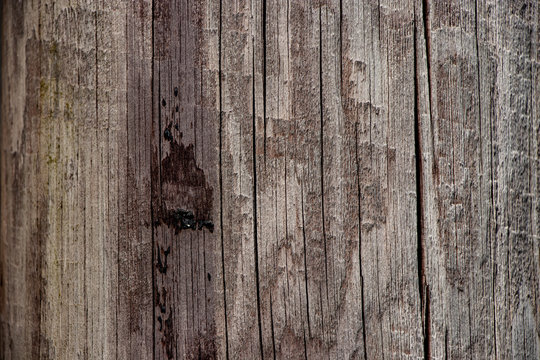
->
[0,1,42,358]
[416,0,540,358]
[255,0,321,357]
[342,0,424,358]
[489,1,539,358]
[0,1,153,358]
[120,1,154,359]
[218,0,263,357]
[416,0,497,358]
[151,0,221,358]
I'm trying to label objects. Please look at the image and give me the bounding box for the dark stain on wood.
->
[197,220,214,232]
[160,137,208,191]
[157,136,214,228]
[156,246,170,274]
[164,123,173,142]
[155,285,168,315]
[186,331,217,360]
[162,309,175,359]
[160,207,214,234]
[153,0,171,59]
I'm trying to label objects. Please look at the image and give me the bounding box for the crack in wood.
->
[414,3,431,358]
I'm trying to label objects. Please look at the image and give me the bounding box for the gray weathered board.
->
[1,0,538,359]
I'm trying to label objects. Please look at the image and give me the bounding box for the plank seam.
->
[413,3,431,358]
[252,30,265,360]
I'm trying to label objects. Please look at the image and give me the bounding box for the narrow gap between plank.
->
[300,183,312,340]
[414,2,431,358]
[262,0,267,163]
[252,32,265,360]
[355,122,368,360]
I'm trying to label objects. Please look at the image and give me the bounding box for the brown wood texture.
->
[1,0,538,359]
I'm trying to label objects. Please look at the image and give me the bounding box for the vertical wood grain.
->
[152,0,221,358]
[1,1,154,358]
[121,1,153,359]
[1,0,538,359]
[416,0,540,358]
[1,2,42,358]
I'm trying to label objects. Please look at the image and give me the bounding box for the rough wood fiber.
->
[416,0,539,358]
[122,1,154,359]
[1,0,538,359]
[0,1,153,358]
[152,0,221,358]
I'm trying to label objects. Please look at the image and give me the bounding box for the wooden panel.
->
[341,0,424,358]
[120,1,154,359]
[416,0,540,358]
[152,0,221,358]
[0,2,42,358]
[255,0,327,358]
[488,1,539,358]
[1,0,538,359]
[0,1,153,359]
[218,0,263,357]
[417,0,497,357]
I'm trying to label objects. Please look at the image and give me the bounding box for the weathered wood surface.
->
[1,0,538,359]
